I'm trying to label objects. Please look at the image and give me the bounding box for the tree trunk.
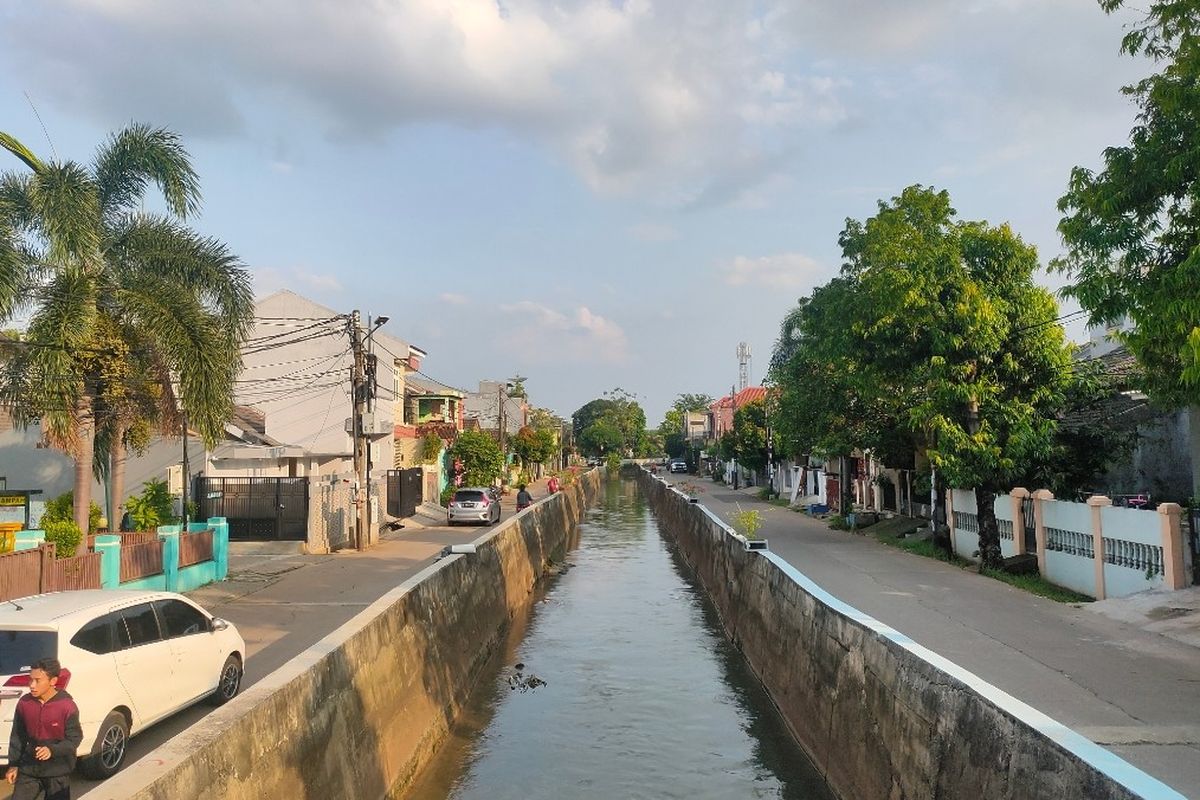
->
[975,486,1003,570]
[932,468,952,556]
[840,455,854,513]
[1189,405,1200,500]
[73,394,95,555]
[110,422,128,533]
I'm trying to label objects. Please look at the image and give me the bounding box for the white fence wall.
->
[950,488,1187,600]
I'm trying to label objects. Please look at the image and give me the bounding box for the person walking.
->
[516,483,534,511]
[6,658,82,800]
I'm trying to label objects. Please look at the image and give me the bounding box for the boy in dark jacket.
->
[5,657,82,800]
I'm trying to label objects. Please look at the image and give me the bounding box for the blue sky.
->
[0,0,1149,424]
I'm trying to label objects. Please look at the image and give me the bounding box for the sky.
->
[0,0,1152,425]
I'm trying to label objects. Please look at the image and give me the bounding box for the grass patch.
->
[768,497,791,508]
[874,530,967,565]
[981,569,1092,603]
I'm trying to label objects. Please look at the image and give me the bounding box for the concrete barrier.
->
[84,469,602,800]
[637,469,1184,800]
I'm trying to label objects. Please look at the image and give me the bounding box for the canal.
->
[403,477,834,800]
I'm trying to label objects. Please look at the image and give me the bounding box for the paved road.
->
[661,474,1200,798]
[3,484,547,799]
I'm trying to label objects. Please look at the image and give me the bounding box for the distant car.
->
[448,488,501,526]
[0,589,245,779]
[669,459,688,473]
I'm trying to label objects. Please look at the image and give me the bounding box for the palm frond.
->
[28,161,102,262]
[0,131,45,173]
[93,124,200,220]
[105,213,255,342]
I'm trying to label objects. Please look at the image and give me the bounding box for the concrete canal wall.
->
[87,469,602,800]
[638,469,1173,800]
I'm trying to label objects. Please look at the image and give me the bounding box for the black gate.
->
[1189,506,1200,585]
[1022,495,1037,553]
[386,468,423,519]
[195,476,309,541]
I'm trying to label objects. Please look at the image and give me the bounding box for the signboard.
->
[0,494,27,527]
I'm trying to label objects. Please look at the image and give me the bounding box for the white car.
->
[0,589,245,779]
[447,487,501,526]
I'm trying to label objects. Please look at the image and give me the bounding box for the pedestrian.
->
[6,658,82,800]
[546,475,560,494]
[516,483,533,511]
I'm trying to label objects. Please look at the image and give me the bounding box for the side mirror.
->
[211,618,230,632]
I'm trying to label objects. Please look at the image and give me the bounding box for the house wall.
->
[1099,407,1193,502]
[246,292,400,474]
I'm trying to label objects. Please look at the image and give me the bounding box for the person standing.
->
[546,475,560,494]
[6,658,82,800]
[516,483,534,511]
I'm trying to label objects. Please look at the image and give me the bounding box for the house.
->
[393,370,467,501]
[710,386,767,484]
[464,380,528,442]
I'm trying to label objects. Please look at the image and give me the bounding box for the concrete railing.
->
[949,489,1188,599]
[641,468,1182,800]
[83,471,603,800]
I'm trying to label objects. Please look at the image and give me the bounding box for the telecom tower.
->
[737,341,751,391]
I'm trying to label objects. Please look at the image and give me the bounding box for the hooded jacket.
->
[8,689,83,778]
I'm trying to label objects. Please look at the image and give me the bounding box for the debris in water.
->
[503,662,546,692]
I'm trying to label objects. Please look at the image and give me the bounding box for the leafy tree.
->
[449,429,505,486]
[842,186,1072,569]
[730,399,769,472]
[511,425,557,466]
[572,388,647,456]
[657,393,714,457]
[419,431,443,463]
[528,406,564,432]
[42,490,103,533]
[125,477,175,531]
[1056,0,1200,495]
[0,126,253,549]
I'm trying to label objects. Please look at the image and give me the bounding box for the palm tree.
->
[0,125,253,549]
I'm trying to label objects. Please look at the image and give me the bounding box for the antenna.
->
[737,342,751,391]
[23,92,57,162]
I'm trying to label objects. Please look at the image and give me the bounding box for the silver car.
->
[447,488,501,526]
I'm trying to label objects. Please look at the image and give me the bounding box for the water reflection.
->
[403,479,832,800]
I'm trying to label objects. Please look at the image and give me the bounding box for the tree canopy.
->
[572,388,648,456]
[449,429,505,487]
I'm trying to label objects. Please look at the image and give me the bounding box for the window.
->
[118,603,162,648]
[70,615,116,655]
[453,491,485,503]
[155,599,208,638]
[0,630,56,672]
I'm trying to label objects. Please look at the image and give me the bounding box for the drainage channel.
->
[401,477,834,800]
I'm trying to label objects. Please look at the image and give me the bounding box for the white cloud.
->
[499,301,629,364]
[3,0,852,206]
[719,253,830,290]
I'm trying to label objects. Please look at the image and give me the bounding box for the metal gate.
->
[1022,495,1037,553]
[1189,506,1200,585]
[386,468,423,519]
[195,476,310,541]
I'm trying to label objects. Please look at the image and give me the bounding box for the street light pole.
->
[350,311,366,550]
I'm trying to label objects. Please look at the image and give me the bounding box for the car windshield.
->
[454,491,486,503]
[0,630,57,674]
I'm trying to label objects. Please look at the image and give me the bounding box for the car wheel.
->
[81,710,129,779]
[208,655,243,706]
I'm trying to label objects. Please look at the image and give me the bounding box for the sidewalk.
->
[669,475,1200,798]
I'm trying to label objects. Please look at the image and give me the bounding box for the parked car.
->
[669,459,688,473]
[0,589,245,779]
[447,488,501,526]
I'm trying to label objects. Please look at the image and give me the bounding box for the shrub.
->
[605,452,621,475]
[731,506,762,539]
[126,479,175,531]
[42,491,103,533]
[440,486,457,507]
[420,432,443,463]
[43,520,82,558]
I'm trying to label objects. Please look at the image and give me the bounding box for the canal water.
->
[403,478,834,800]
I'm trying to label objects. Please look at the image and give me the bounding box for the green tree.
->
[511,425,556,466]
[449,429,505,486]
[572,389,647,456]
[842,186,1072,569]
[730,398,769,472]
[0,126,253,549]
[1057,0,1200,495]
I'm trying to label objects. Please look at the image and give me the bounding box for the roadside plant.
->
[449,429,505,487]
[605,452,621,475]
[125,478,175,531]
[42,519,82,558]
[731,505,762,539]
[420,432,443,464]
[41,491,103,533]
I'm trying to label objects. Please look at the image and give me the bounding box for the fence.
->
[949,488,1190,599]
[179,530,214,568]
[0,545,103,602]
[119,539,165,583]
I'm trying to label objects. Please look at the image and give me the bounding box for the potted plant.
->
[730,505,769,551]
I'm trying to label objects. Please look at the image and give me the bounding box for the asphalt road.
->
[3,486,541,799]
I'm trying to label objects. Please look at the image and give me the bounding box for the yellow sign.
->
[0,495,25,507]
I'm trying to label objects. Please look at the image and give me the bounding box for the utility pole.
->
[181,411,190,527]
[350,311,368,551]
[498,381,506,453]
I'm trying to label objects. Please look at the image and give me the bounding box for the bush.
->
[605,452,622,475]
[126,479,175,531]
[43,520,82,558]
[731,507,762,539]
[440,486,457,507]
[42,491,103,533]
